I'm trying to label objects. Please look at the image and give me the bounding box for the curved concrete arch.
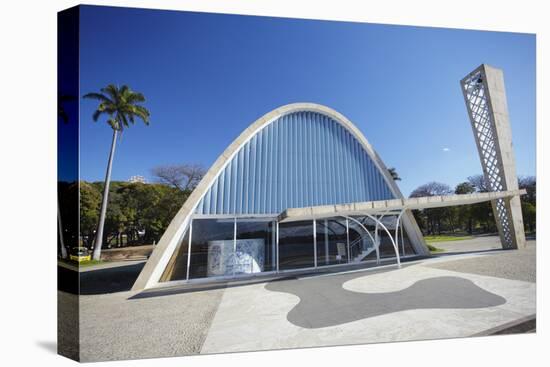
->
[132,103,428,290]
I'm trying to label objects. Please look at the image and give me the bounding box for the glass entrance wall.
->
[160,213,417,283]
[278,221,315,270]
[315,219,349,266]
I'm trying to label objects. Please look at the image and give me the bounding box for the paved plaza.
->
[61,235,536,362]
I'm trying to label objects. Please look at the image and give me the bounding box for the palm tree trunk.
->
[92,129,118,261]
[57,199,68,259]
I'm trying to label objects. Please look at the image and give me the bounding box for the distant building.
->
[128,175,147,184]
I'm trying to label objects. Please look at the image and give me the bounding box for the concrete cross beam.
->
[278,190,526,222]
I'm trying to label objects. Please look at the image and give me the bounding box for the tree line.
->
[409,174,536,236]
[59,170,535,253]
[58,164,206,251]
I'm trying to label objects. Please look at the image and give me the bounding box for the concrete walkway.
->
[431,235,505,253]
[71,236,535,361]
[76,286,224,362]
[200,239,535,354]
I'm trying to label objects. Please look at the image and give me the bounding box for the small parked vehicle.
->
[70,247,91,262]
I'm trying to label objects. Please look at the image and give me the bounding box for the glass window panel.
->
[278,220,315,270]
[315,219,348,266]
[189,218,235,279]
[235,219,276,274]
[377,232,399,258]
[391,223,416,257]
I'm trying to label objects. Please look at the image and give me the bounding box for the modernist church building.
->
[132,65,526,290]
[132,103,428,289]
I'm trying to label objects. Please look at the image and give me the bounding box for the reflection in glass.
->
[279,221,314,270]
[316,219,348,266]
[189,219,235,279]
[377,229,416,257]
[235,220,276,273]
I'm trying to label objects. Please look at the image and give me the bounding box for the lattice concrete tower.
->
[461,64,526,249]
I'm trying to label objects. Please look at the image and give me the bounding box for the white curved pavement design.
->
[200,244,535,354]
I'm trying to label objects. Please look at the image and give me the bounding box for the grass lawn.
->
[427,244,445,253]
[58,258,104,268]
[78,259,104,267]
[424,235,474,244]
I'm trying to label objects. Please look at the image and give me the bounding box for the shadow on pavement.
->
[58,262,145,295]
[129,276,298,300]
[433,248,504,257]
[129,257,424,300]
[266,275,506,328]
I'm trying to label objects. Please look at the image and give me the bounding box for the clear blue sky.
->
[77,5,535,196]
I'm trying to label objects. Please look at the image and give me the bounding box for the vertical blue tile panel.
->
[194,111,395,215]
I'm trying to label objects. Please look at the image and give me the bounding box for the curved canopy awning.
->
[278,189,526,222]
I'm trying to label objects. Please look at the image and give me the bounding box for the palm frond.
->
[101,85,120,103]
[84,84,150,130]
[126,91,145,104]
[83,92,112,104]
[133,105,151,125]
[118,112,130,129]
[58,93,77,123]
[120,85,130,96]
[127,112,136,124]
[60,94,77,103]
[92,109,104,122]
[58,108,69,123]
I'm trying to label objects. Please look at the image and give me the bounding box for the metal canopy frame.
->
[341,211,404,268]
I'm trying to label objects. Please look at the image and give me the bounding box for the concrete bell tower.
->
[460,64,526,249]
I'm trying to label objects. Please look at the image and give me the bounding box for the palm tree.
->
[388,167,401,181]
[83,85,150,261]
[58,93,76,124]
[58,93,76,259]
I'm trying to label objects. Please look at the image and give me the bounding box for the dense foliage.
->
[58,181,189,249]
[410,175,536,235]
[59,173,535,252]
[80,181,189,248]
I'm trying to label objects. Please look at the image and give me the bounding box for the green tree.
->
[79,182,102,247]
[58,181,79,255]
[521,201,536,233]
[83,85,151,260]
[410,182,452,235]
[455,182,475,234]
[467,174,495,233]
[518,176,536,205]
[518,176,536,232]
[83,181,190,248]
[57,92,77,258]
